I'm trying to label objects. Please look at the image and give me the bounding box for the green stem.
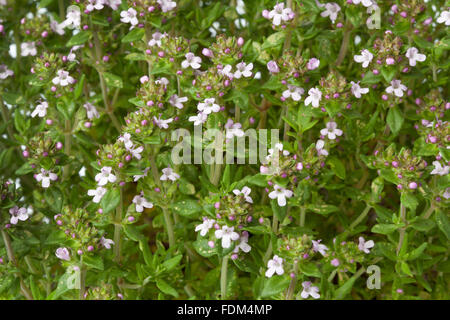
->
[58,0,65,20]
[396,202,406,256]
[349,204,371,230]
[299,207,306,227]
[220,255,229,299]
[286,259,298,300]
[113,188,123,262]
[423,204,435,219]
[79,263,86,300]
[0,97,15,139]
[335,22,352,66]
[63,119,72,180]
[263,215,279,265]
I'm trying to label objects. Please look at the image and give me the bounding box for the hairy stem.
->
[336,22,352,66]
[220,254,229,299]
[349,204,371,230]
[113,187,123,262]
[299,206,306,227]
[0,98,15,139]
[286,259,298,300]
[396,202,406,255]
[79,263,86,300]
[63,119,72,180]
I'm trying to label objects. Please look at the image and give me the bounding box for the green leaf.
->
[123,225,145,242]
[83,255,104,270]
[299,262,321,278]
[66,31,90,47]
[260,276,290,298]
[381,67,397,83]
[410,218,435,232]
[162,255,183,271]
[371,223,399,235]
[333,274,358,299]
[306,204,339,215]
[435,210,450,240]
[406,243,427,261]
[328,156,346,179]
[100,188,120,214]
[156,279,179,298]
[103,72,123,88]
[44,188,64,213]
[171,199,202,218]
[400,192,418,212]
[386,107,403,136]
[121,28,145,43]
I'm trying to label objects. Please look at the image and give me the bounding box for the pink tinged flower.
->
[269,184,293,207]
[234,62,253,79]
[148,31,166,47]
[437,10,450,26]
[106,0,122,10]
[265,255,284,277]
[305,87,322,108]
[320,2,341,23]
[352,0,373,7]
[316,139,328,156]
[118,133,134,150]
[95,166,117,186]
[351,81,369,98]
[100,237,114,249]
[50,20,65,35]
[386,79,407,97]
[225,119,245,138]
[21,41,37,56]
[31,101,48,118]
[87,186,107,203]
[83,102,99,120]
[181,52,202,69]
[233,186,253,203]
[430,161,449,176]
[282,85,304,101]
[443,188,450,200]
[405,47,426,67]
[268,3,294,26]
[52,69,75,87]
[311,239,328,256]
[9,206,29,225]
[307,58,320,70]
[197,98,220,114]
[0,64,14,79]
[219,64,234,78]
[169,94,188,109]
[133,167,150,182]
[160,167,180,182]
[56,247,70,261]
[154,116,173,129]
[132,194,153,212]
[86,0,105,11]
[130,146,144,160]
[35,169,58,188]
[331,258,340,267]
[189,112,208,126]
[63,5,81,28]
[157,0,177,12]
[320,121,343,140]
[233,232,251,253]
[301,281,320,299]
[358,237,375,254]
[120,8,138,26]
[155,77,169,87]
[195,218,215,236]
[354,49,373,68]
[267,60,279,74]
[215,225,239,248]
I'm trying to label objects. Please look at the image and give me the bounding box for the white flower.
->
[83,102,100,120]
[63,5,81,29]
[351,81,369,98]
[215,225,239,248]
[120,8,138,26]
[31,101,48,118]
[437,10,450,26]
[233,232,251,253]
[0,64,14,79]
[118,133,134,150]
[35,169,58,188]
[354,49,373,68]
[320,2,341,23]
[154,116,173,129]
[307,58,320,70]
[52,69,75,87]
[95,166,117,186]
[197,98,220,114]
[312,239,328,256]
[234,62,253,79]
[268,3,294,26]
[443,188,450,200]
[265,255,284,277]
[50,20,66,35]
[304,87,322,108]
[195,218,215,236]
[86,0,105,11]
[155,77,169,87]
[189,112,208,126]
[100,237,114,249]
[430,161,449,176]
[157,0,177,12]
[87,186,107,203]
[130,146,144,160]
[132,194,153,213]
[352,0,373,7]
[225,119,244,139]
[133,167,150,182]
[269,184,293,207]
[386,79,407,97]
[233,186,253,203]
[320,121,343,140]
[148,31,166,47]
[160,167,180,181]
[9,206,29,225]
[55,247,70,261]
[181,52,202,69]
[106,0,122,10]
[169,94,188,109]
[21,42,37,56]
[358,237,375,254]
[301,281,320,299]
[219,64,234,78]
[316,139,328,156]
[282,85,304,101]
[405,47,426,67]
